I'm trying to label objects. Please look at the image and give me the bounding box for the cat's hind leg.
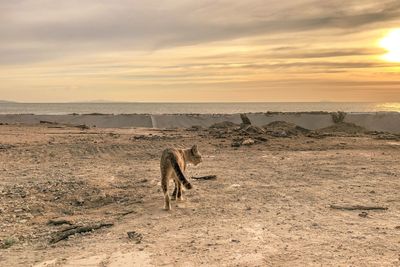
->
[161,171,171,211]
[171,180,179,200]
[177,182,184,200]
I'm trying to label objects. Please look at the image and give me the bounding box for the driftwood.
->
[240,114,252,125]
[50,222,113,244]
[118,210,136,217]
[330,205,388,211]
[191,175,217,180]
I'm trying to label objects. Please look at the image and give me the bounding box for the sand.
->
[1,124,400,266]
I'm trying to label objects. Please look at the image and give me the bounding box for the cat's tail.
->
[170,157,192,190]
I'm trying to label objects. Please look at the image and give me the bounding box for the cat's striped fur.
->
[160,145,202,210]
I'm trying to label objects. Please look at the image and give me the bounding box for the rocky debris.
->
[209,128,232,139]
[75,124,90,130]
[0,176,144,245]
[231,137,258,147]
[263,121,310,137]
[208,119,314,147]
[240,125,265,135]
[186,125,203,131]
[208,118,268,147]
[372,133,400,141]
[306,132,334,139]
[271,131,289,137]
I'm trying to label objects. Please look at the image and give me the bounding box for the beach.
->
[1,120,400,266]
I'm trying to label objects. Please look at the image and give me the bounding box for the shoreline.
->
[1,112,400,133]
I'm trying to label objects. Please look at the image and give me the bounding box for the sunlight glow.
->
[380,29,400,63]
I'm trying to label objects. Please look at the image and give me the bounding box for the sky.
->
[0,0,400,102]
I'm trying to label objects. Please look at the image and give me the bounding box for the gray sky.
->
[1,0,400,102]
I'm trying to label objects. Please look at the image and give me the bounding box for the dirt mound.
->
[316,122,367,135]
[263,121,310,137]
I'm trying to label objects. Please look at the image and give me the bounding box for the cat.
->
[160,144,202,210]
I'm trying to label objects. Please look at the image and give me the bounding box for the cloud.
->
[1,0,400,64]
[1,0,400,102]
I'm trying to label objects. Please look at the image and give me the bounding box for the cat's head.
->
[188,144,202,166]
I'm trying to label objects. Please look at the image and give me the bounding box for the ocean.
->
[0,102,399,115]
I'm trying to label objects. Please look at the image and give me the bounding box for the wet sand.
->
[1,124,400,266]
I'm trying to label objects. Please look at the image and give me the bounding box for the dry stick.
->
[50,223,113,244]
[119,210,136,216]
[191,175,217,180]
[330,205,388,211]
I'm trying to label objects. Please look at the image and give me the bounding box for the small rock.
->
[242,138,255,146]
[74,198,85,206]
[359,212,368,218]
[272,131,288,137]
[127,231,143,244]
[231,141,241,148]
[254,136,268,142]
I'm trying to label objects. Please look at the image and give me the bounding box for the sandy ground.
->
[1,124,400,266]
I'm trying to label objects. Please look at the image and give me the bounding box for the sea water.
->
[0,102,399,115]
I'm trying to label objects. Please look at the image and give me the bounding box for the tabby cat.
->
[160,145,202,210]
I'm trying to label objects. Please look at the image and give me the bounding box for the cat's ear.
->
[191,144,198,154]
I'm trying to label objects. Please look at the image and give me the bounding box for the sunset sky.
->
[1,0,400,102]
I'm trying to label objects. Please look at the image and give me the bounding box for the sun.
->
[380,29,400,63]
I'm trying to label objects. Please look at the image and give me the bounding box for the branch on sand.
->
[191,175,217,180]
[50,222,114,244]
[330,205,388,211]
